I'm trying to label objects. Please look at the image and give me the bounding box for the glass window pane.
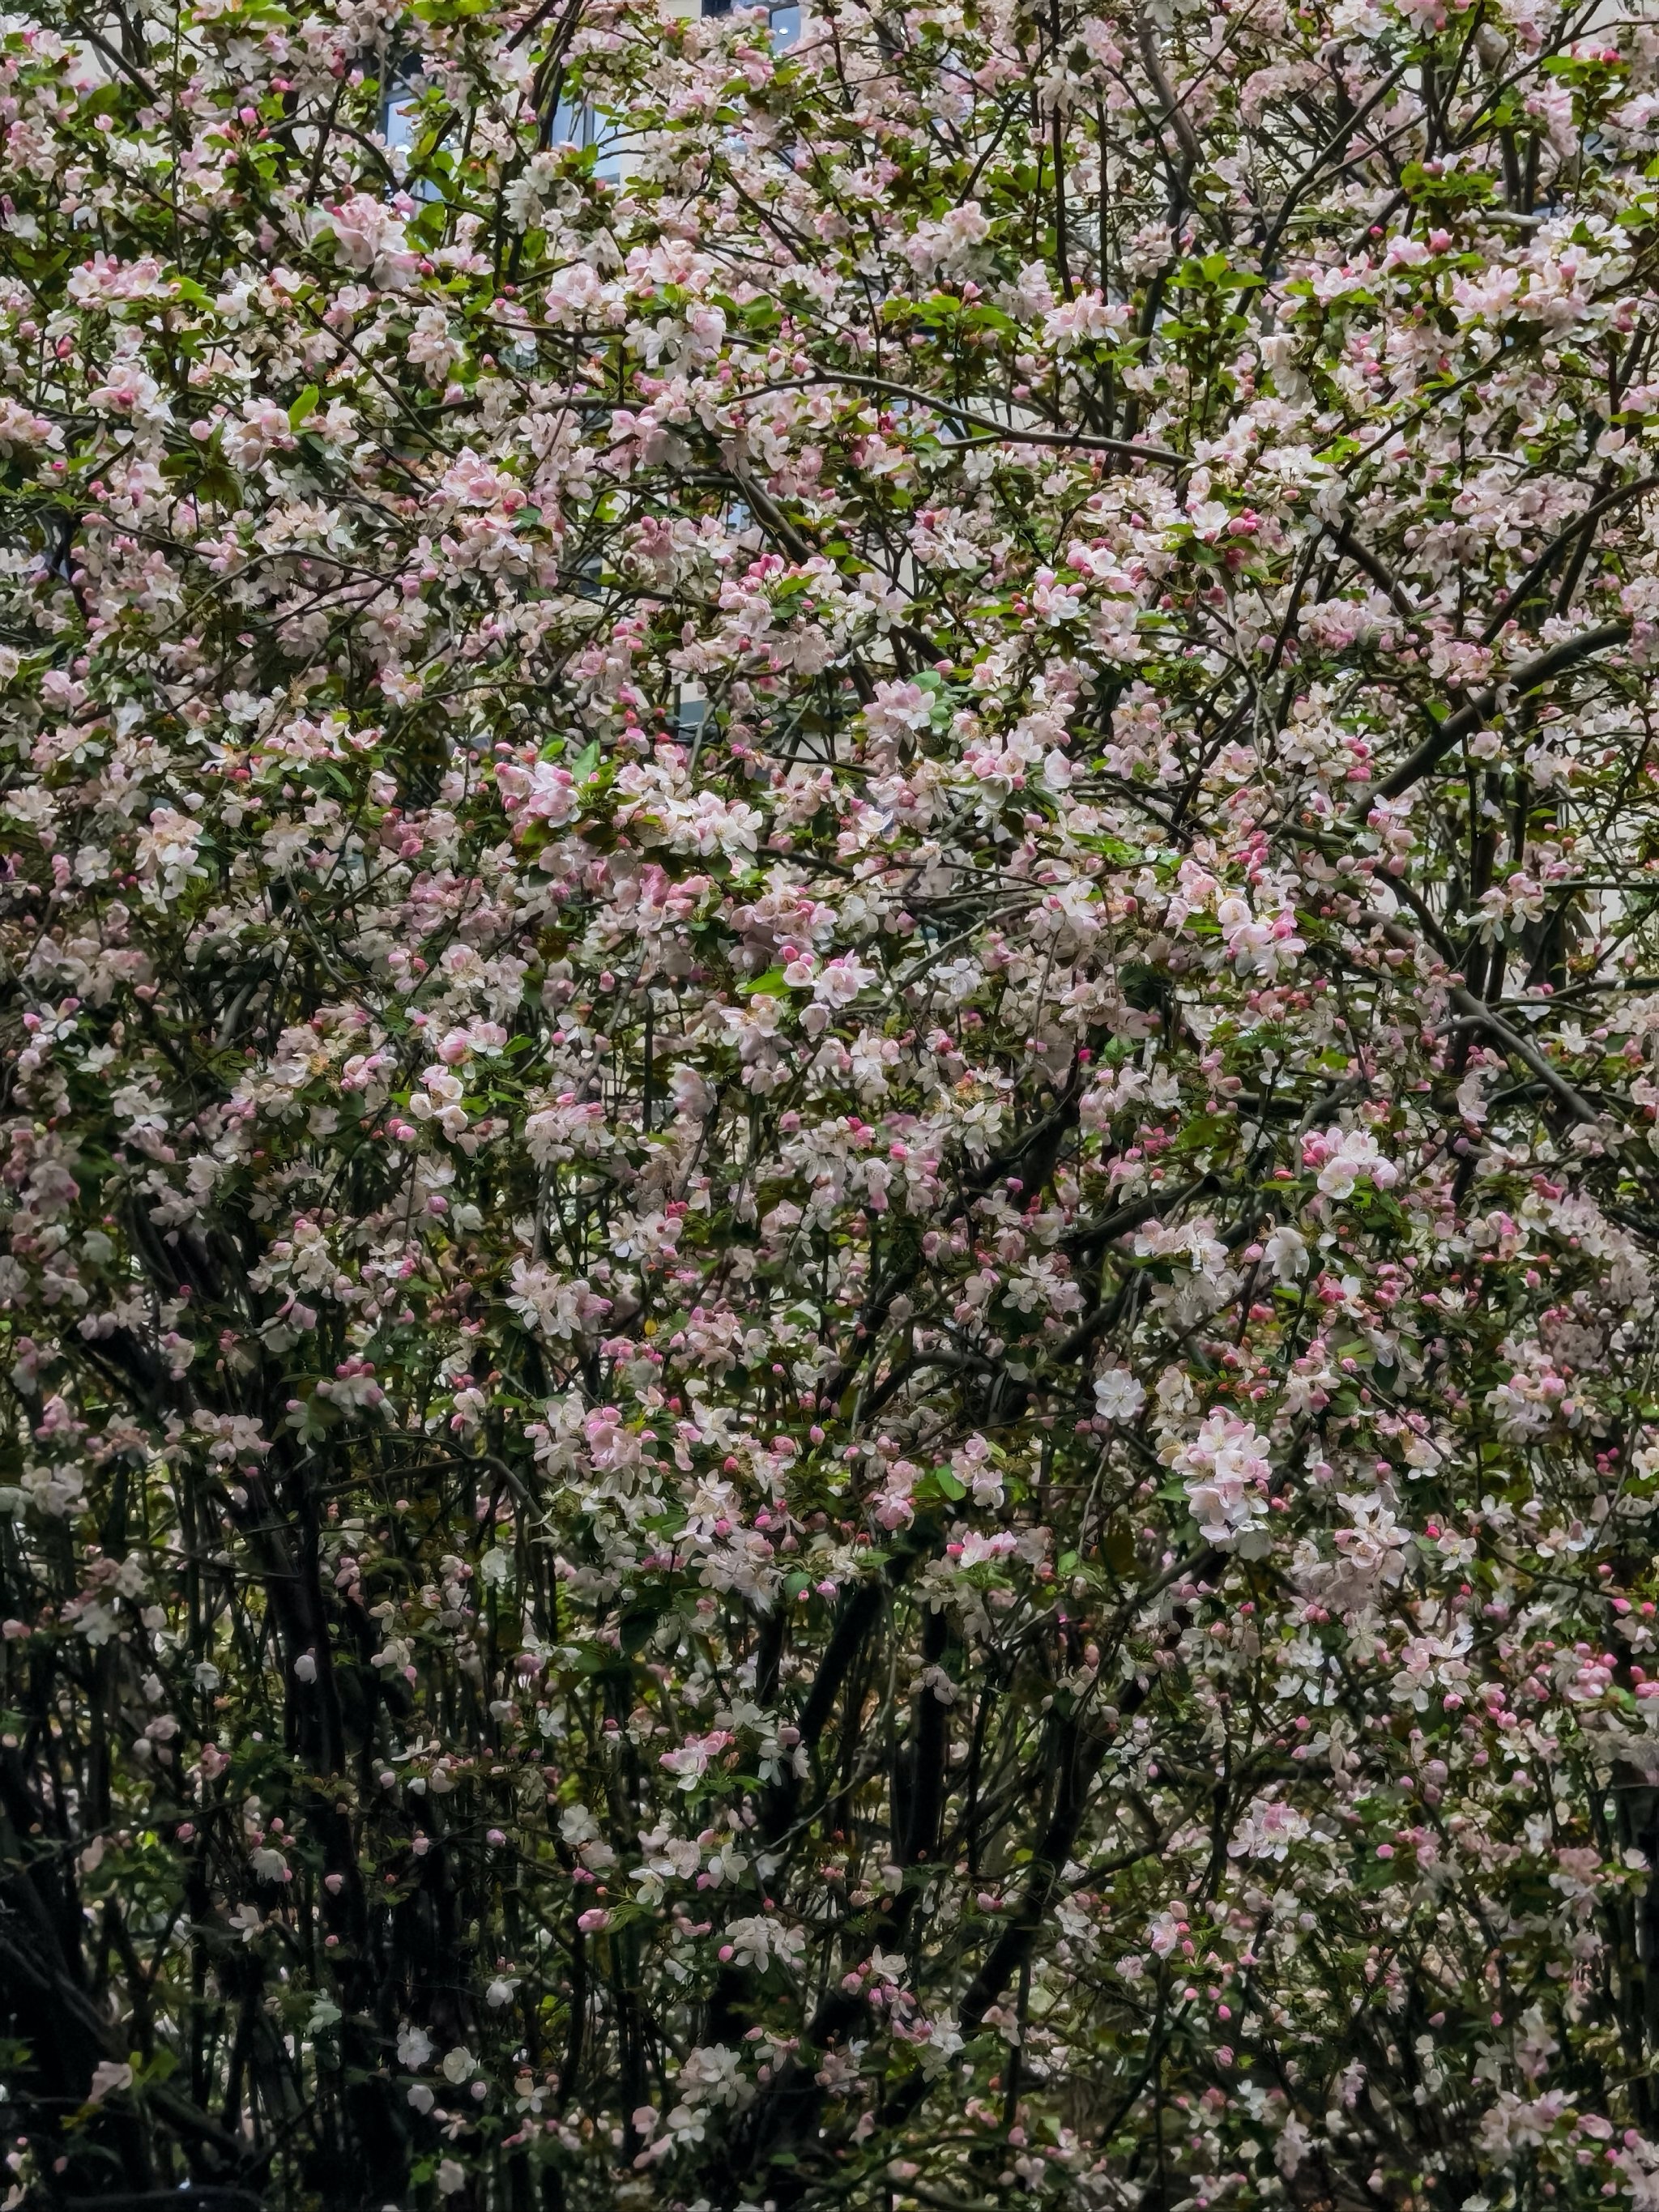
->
[548,97,594,150]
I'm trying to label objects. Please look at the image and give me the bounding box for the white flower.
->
[1263,1225,1309,1282]
[864,680,933,740]
[659,1729,732,1789]
[1094,1368,1146,1423]
[314,194,419,290]
[1146,1907,1187,1957]
[1332,1494,1410,1590]
[676,2043,748,2108]
[1227,1793,1311,1860]
[87,2060,134,2104]
[1307,1125,1399,1202]
[1043,288,1130,350]
[721,1915,799,1972]
[812,954,878,1009]
[1172,1411,1275,1545]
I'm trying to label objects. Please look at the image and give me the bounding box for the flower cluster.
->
[4,0,1659,2207]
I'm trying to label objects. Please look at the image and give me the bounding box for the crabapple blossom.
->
[6,0,1659,2206]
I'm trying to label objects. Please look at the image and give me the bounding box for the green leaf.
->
[1102,1522,1137,1576]
[618,1604,662,1656]
[742,965,791,998]
[288,386,319,431]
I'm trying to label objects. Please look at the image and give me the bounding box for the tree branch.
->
[1366,620,1631,806]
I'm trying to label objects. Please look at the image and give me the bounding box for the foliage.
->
[5,0,1659,2206]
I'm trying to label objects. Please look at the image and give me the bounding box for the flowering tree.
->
[9,0,1659,2205]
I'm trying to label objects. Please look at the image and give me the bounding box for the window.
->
[382,68,441,202]
[547,96,622,181]
[676,688,710,744]
[701,0,802,50]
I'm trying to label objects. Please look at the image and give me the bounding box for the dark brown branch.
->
[1135,13,1204,168]
[1480,475,1659,643]
[1367,620,1631,805]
